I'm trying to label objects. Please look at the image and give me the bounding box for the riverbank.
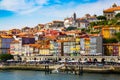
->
[0,64,120,74]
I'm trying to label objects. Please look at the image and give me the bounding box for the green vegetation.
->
[81,28,85,31]
[108,19,117,25]
[89,19,118,26]
[116,21,120,25]
[89,21,108,26]
[90,14,120,27]
[103,38,118,43]
[66,26,77,31]
[97,15,106,20]
[86,29,90,33]
[115,32,120,42]
[115,13,120,18]
[88,14,120,44]
[90,31,100,34]
[0,54,14,62]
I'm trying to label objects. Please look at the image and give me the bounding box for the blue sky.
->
[0,0,120,30]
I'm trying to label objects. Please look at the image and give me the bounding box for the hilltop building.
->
[64,13,77,28]
[44,20,64,31]
[103,3,120,20]
[64,13,97,29]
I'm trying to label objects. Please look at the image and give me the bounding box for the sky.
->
[0,0,120,30]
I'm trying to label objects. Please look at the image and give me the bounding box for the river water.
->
[0,70,119,80]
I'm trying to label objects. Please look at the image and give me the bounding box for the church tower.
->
[72,12,77,27]
[112,3,117,7]
[73,12,76,21]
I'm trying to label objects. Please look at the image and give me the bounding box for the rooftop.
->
[103,4,120,13]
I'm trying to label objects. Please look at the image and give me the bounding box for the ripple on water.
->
[0,70,120,80]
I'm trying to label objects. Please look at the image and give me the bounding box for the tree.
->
[81,28,85,31]
[115,32,120,42]
[97,15,106,20]
[116,22,120,25]
[115,13,120,18]
[103,38,118,43]
[90,22,97,26]
[108,19,117,25]
[66,26,77,31]
[0,54,14,62]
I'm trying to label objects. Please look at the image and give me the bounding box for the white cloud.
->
[0,0,23,11]
[1,0,120,30]
[38,0,120,19]
[0,0,48,14]
[35,0,48,5]
[19,6,41,15]
[1,0,120,16]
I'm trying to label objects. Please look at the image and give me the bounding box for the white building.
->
[103,3,120,20]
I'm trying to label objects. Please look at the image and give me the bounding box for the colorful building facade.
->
[0,35,14,54]
[102,26,120,39]
[103,43,120,56]
[80,35,103,55]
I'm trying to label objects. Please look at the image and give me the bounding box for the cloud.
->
[19,6,41,15]
[1,0,120,30]
[0,0,48,14]
[1,0,119,16]
[35,0,48,5]
[37,0,120,19]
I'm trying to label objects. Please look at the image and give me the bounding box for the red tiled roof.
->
[11,40,19,43]
[103,6,120,13]
[0,35,13,38]
[94,26,101,29]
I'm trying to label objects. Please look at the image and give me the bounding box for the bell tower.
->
[73,12,76,21]
[112,3,117,7]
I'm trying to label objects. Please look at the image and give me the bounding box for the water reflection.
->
[0,70,120,80]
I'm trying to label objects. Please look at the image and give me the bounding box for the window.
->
[90,37,96,43]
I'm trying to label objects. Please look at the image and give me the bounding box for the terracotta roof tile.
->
[104,6,120,12]
[94,26,101,29]
[85,38,90,40]
[11,40,19,43]
[1,35,13,38]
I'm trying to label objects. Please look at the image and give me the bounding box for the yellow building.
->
[38,45,51,55]
[29,44,51,56]
[75,37,80,52]
[85,38,90,55]
[39,49,50,55]
[102,27,111,39]
[102,26,120,39]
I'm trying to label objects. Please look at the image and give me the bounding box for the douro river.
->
[0,70,119,80]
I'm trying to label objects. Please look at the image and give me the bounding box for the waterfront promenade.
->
[19,56,120,62]
[1,60,120,74]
